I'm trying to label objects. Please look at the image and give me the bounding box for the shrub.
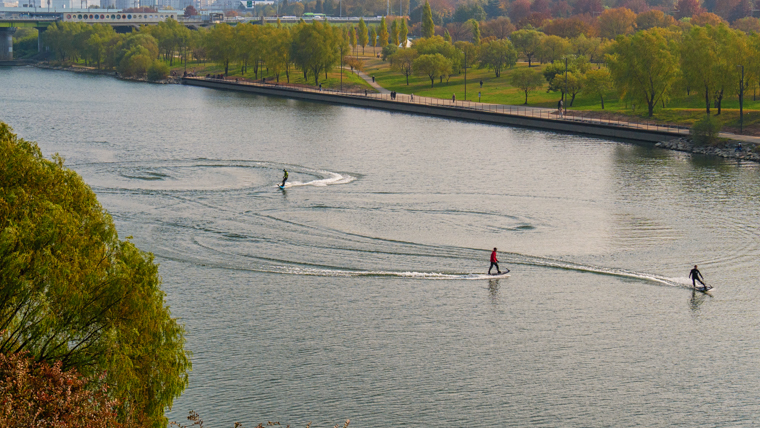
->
[381,44,398,61]
[0,351,123,428]
[147,60,171,81]
[690,114,722,146]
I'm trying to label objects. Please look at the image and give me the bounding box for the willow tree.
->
[606,28,679,117]
[0,123,191,428]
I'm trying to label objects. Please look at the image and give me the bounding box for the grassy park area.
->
[361,54,760,136]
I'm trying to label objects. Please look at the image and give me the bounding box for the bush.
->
[0,351,123,428]
[381,44,398,61]
[147,60,171,81]
[690,114,722,146]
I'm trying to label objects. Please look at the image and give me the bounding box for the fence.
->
[190,76,690,137]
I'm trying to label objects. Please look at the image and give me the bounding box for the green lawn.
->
[363,57,760,135]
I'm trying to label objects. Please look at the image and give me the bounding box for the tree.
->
[413,53,452,86]
[551,71,583,105]
[453,2,486,22]
[598,8,637,39]
[573,0,603,15]
[606,28,680,116]
[484,0,503,19]
[481,17,515,39]
[636,10,677,31]
[691,12,727,26]
[681,25,719,113]
[379,17,390,47]
[444,28,452,43]
[391,19,399,46]
[675,0,705,19]
[542,17,593,38]
[468,18,481,45]
[370,26,378,52]
[535,34,570,64]
[478,38,517,77]
[205,23,236,75]
[358,18,369,54]
[0,123,191,427]
[399,19,408,47]
[510,28,543,67]
[422,0,435,38]
[455,40,480,71]
[584,67,613,109]
[508,67,545,104]
[0,352,122,428]
[390,48,418,84]
[733,17,760,34]
[184,5,197,15]
[508,0,531,23]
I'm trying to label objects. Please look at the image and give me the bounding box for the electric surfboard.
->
[487,269,511,279]
[695,285,714,293]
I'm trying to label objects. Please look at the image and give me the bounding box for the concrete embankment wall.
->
[183,78,680,143]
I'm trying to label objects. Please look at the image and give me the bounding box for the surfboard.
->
[278,185,285,189]
[487,271,511,279]
[695,285,714,293]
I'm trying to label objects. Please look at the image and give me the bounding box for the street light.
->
[737,64,744,134]
[463,49,467,101]
[564,57,568,116]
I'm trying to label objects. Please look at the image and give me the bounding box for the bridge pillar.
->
[0,27,16,61]
[37,26,47,53]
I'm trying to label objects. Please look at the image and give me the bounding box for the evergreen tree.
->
[485,0,502,19]
[422,0,435,38]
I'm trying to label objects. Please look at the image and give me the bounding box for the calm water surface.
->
[3,67,760,427]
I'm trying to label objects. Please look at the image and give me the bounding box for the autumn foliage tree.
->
[0,123,191,428]
[0,351,122,428]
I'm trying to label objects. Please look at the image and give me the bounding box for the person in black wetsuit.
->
[280,169,288,187]
[689,265,705,288]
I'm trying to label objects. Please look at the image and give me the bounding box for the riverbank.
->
[656,137,760,162]
[20,62,760,162]
[34,63,182,84]
[183,76,760,163]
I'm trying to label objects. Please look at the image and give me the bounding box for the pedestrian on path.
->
[480,80,483,88]
[478,92,481,102]
[452,94,456,103]
[411,93,414,101]
[558,99,564,117]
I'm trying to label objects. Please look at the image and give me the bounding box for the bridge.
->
[0,8,180,60]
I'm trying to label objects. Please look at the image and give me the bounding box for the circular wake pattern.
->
[70,159,356,192]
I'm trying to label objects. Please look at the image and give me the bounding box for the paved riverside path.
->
[349,70,760,145]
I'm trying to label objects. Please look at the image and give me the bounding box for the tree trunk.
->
[430,76,434,87]
[716,90,723,115]
[705,86,710,114]
[600,95,604,110]
[524,90,528,104]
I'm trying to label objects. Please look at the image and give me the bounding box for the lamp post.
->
[564,57,568,116]
[463,49,467,101]
[738,64,744,134]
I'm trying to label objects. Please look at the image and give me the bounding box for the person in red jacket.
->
[489,247,501,275]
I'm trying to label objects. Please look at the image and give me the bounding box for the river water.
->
[3,67,760,427]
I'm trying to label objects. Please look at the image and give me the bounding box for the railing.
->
[190,76,689,136]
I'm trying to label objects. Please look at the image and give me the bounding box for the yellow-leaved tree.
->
[0,123,191,428]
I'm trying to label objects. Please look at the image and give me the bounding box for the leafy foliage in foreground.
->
[0,351,122,428]
[0,123,191,427]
